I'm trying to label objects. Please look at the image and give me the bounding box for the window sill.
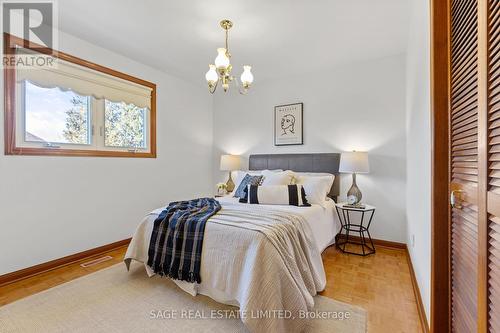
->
[5,146,156,158]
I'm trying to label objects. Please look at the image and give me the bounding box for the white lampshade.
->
[205,64,218,83]
[339,151,369,173]
[240,65,254,85]
[215,48,230,69]
[220,154,241,171]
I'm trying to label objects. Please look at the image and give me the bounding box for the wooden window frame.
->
[3,33,157,158]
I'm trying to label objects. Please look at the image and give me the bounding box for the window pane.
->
[24,81,91,145]
[104,100,146,148]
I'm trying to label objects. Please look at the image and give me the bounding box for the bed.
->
[124,153,341,333]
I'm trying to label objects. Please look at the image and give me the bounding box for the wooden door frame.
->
[430,0,451,331]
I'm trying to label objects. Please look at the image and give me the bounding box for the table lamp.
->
[220,154,241,192]
[339,151,370,205]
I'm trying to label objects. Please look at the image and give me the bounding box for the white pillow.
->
[231,169,282,194]
[295,175,335,207]
[261,170,294,186]
[293,171,334,179]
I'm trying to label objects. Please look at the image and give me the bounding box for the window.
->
[104,100,147,149]
[4,34,156,158]
[24,82,92,146]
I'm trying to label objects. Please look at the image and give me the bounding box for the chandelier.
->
[205,19,254,94]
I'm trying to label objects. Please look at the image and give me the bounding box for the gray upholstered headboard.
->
[249,153,341,201]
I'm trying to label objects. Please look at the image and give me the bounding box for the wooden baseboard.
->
[0,238,131,287]
[371,237,406,249]
[336,234,407,249]
[405,248,430,333]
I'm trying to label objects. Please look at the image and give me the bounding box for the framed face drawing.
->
[274,103,303,146]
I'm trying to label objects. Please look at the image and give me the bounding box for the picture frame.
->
[274,102,303,146]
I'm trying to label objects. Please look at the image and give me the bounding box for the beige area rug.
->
[0,262,366,333]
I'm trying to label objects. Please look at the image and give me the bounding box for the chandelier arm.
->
[233,76,249,95]
[208,79,219,94]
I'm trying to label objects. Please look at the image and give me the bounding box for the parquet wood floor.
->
[0,244,422,332]
[320,244,423,332]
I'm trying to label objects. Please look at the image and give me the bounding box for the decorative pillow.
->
[295,175,335,207]
[260,170,295,186]
[239,185,310,207]
[233,174,264,198]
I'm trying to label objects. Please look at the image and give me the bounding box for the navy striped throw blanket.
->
[147,197,221,283]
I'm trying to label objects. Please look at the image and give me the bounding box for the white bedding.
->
[124,196,340,332]
[216,196,339,253]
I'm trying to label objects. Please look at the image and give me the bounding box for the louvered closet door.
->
[487,0,500,331]
[444,0,500,330]
[450,0,479,331]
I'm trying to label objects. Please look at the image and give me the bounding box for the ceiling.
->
[58,0,410,85]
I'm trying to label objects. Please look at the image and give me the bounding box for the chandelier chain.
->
[225,28,229,56]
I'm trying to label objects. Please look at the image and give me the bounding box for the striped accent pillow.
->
[233,174,264,198]
[239,185,311,207]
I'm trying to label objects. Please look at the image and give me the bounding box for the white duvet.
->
[212,196,339,253]
[124,196,340,333]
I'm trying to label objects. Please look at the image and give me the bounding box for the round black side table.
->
[335,203,376,256]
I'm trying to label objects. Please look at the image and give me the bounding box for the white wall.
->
[405,0,431,321]
[0,32,214,275]
[213,54,407,242]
